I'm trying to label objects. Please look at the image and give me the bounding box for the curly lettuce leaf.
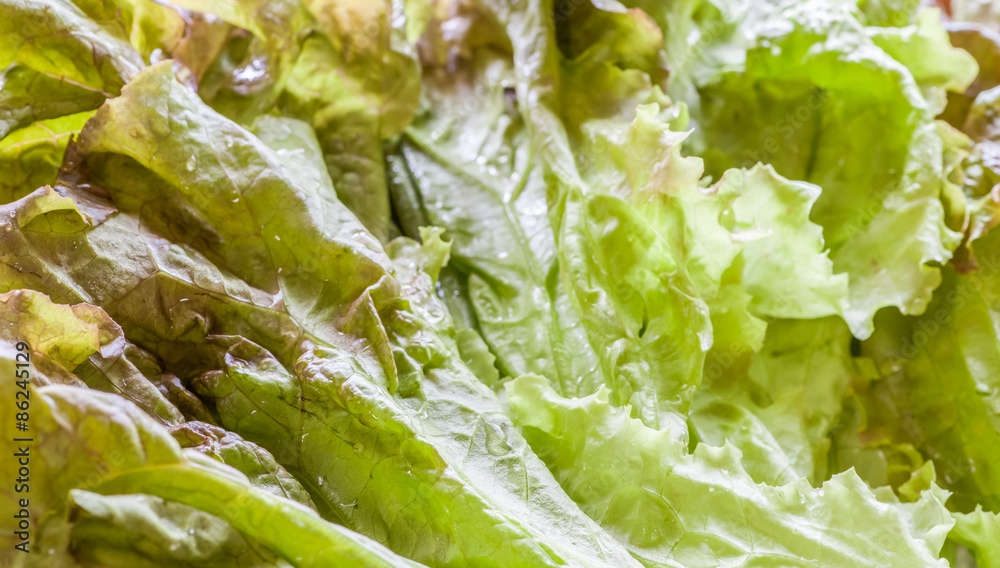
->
[715,165,848,319]
[846,254,1000,512]
[692,317,856,485]
[670,0,971,337]
[507,374,956,568]
[470,0,851,432]
[949,506,1000,568]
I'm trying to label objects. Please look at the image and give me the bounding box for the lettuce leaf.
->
[0,365,424,568]
[843,229,1000,512]
[692,317,856,485]
[950,506,1000,568]
[66,490,295,568]
[3,61,640,568]
[390,24,604,394]
[651,0,974,337]
[0,0,144,139]
[507,374,955,568]
[0,111,93,203]
[2,1,998,567]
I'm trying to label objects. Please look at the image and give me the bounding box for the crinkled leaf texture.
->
[1,61,640,568]
[0,356,424,568]
[455,0,851,438]
[507,374,955,568]
[691,316,855,486]
[674,0,973,337]
[0,0,145,140]
[0,1,997,567]
[841,229,1000,512]
[0,288,183,425]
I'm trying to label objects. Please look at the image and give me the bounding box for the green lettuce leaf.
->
[691,317,856,485]
[670,0,972,337]
[0,287,183,425]
[507,374,956,568]
[714,165,847,320]
[171,421,317,508]
[0,0,144,139]
[0,370,425,567]
[0,111,93,203]
[6,61,642,568]
[66,490,295,568]
[949,506,1000,568]
[389,17,603,393]
[844,233,1000,512]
